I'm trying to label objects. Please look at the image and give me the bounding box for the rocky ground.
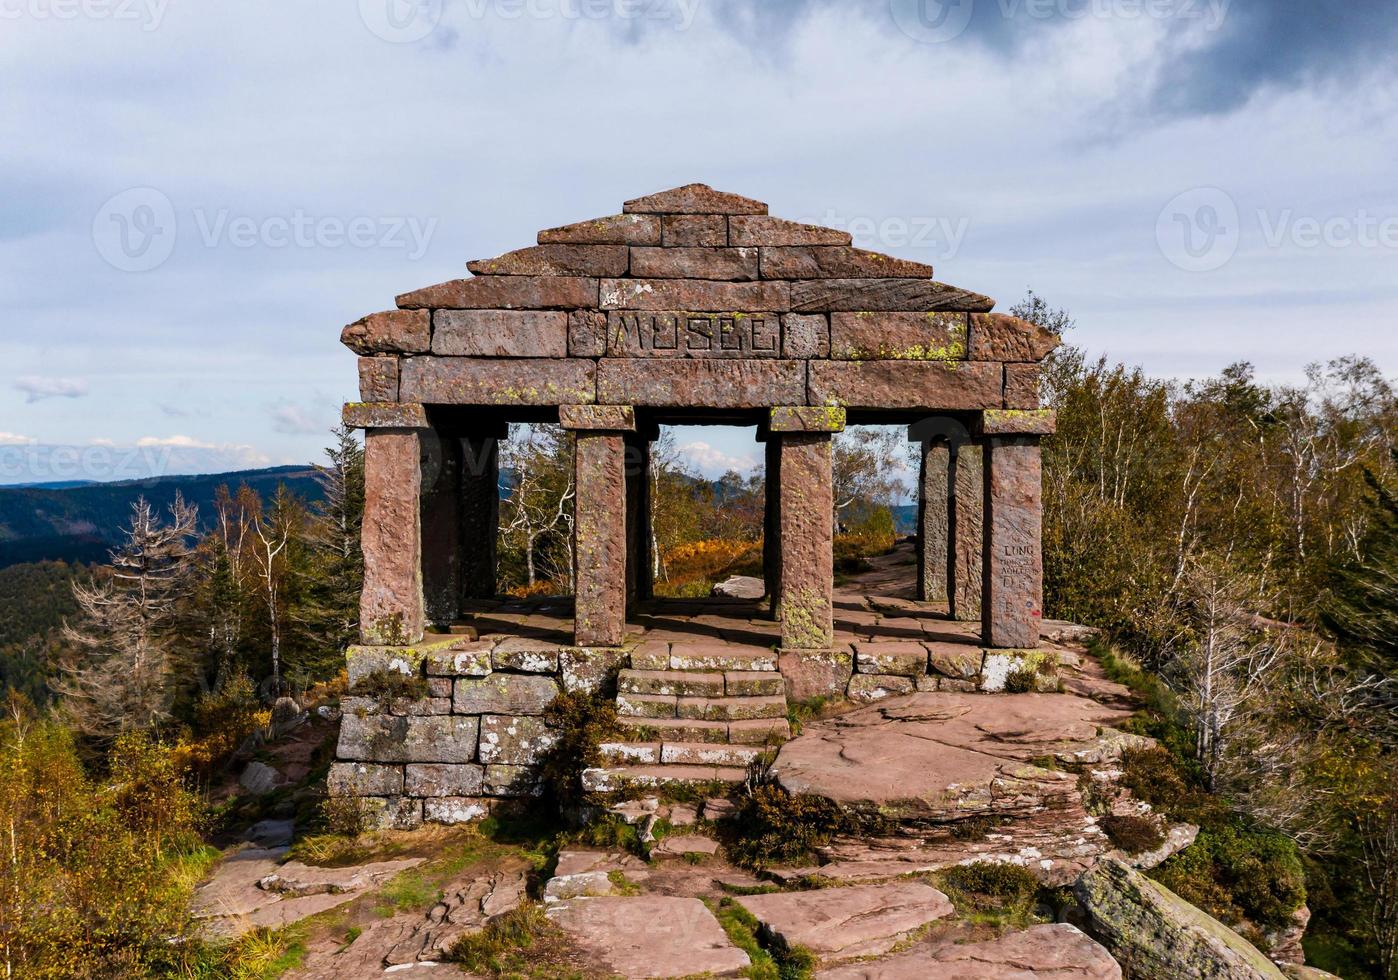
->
[188,549,1337,979]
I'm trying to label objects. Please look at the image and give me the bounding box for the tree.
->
[832,426,905,532]
[54,495,197,740]
[498,424,575,592]
[1324,454,1398,672]
[249,485,305,694]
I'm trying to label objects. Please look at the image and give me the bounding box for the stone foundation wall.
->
[784,642,1060,705]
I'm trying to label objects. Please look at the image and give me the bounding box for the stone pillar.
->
[563,406,635,648]
[419,428,462,626]
[948,440,984,622]
[916,440,951,604]
[978,410,1056,649]
[624,428,653,611]
[344,403,430,647]
[771,407,842,650]
[762,432,782,614]
[459,430,502,602]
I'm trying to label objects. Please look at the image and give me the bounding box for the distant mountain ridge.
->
[0,465,326,569]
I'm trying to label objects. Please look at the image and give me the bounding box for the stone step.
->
[582,765,748,793]
[668,643,779,672]
[723,671,785,697]
[598,741,765,768]
[616,692,787,722]
[618,669,725,698]
[615,716,792,746]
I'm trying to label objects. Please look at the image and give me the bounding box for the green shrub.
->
[939,862,1040,920]
[1152,824,1305,930]
[538,689,618,812]
[721,785,864,869]
[1100,814,1167,854]
[447,903,584,976]
[1004,667,1038,693]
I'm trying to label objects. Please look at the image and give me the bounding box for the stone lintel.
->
[770,406,846,433]
[977,409,1057,436]
[560,405,637,431]
[343,401,430,430]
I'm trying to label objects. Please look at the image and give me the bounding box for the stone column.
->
[949,440,984,622]
[978,410,1056,649]
[771,408,842,650]
[459,430,503,602]
[344,403,430,647]
[419,427,462,626]
[762,432,782,614]
[915,440,950,604]
[563,406,635,648]
[624,427,653,612]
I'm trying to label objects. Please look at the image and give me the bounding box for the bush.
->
[1100,814,1167,854]
[721,785,864,869]
[1153,824,1306,931]
[939,861,1040,919]
[539,689,619,813]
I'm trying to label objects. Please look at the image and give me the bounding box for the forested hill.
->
[0,465,325,568]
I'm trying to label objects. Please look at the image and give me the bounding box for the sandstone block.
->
[807,360,1003,410]
[431,310,567,357]
[968,312,1061,361]
[760,246,935,280]
[854,642,927,677]
[343,402,428,430]
[400,357,595,405]
[396,276,598,310]
[599,359,805,408]
[727,718,793,745]
[547,895,751,978]
[770,406,846,433]
[567,309,607,357]
[830,311,967,360]
[467,244,628,277]
[630,246,758,281]
[453,674,560,716]
[918,441,950,604]
[360,431,424,646]
[478,715,559,766]
[341,310,429,355]
[425,641,493,677]
[600,278,790,312]
[982,438,1044,649]
[619,717,729,744]
[781,313,830,359]
[950,443,983,622]
[405,763,486,797]
[559,405,636,431]
[725,671,785,697]
[616,692,678,719]
[662,213,727,246]
[779,434,835,650]
[423,798,492,824]
[560,646,628,694]
[847,674,915,702]
[628,640,671,671]
[675,695,786,722]
[605,311,780,358]
[669,644,779,672]
[790,278,995,313]
[574,433,628,647]
[338,714,479,764]
[979,408,1057,435]
[1005,363,1041,410]
[327,762,403,797]
[778,649,853,702]
[483,764,542,797]
[619,669,724,698]
[736,881,953,961]
[730,215,851,247]
[661,742,762,766]
[623,183,767,215]
[926,642,982,679]
[358,357,399,401]
[817,923,1121,980]
[538,213,660,245]
[365,797,423,831]
[491,637,562,673]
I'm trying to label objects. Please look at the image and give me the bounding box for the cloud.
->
[14,375,89,403]
[0,432,37,445]
[270,401,329,435]
[679,441,759,477]
[136,434,217,448]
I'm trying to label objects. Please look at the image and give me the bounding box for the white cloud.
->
[136,434,216,448]
[679,441,758,478]
[0,431,36,445]
[14,375,89,403]
[271,401,330,435]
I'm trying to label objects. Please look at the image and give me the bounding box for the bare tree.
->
[1359,798,1398,980]
[54,495,197,739]
[833,426,906,532]
[499,425,575,590]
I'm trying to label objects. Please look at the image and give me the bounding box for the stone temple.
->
[333,184,1059,823]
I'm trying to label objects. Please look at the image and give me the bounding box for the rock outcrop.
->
[815,923,1121,979]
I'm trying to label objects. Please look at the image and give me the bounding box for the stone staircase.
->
[583,640,791,792]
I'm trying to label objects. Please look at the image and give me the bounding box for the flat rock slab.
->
[737,881,953,961]
[652,834,720,858]
[816,923,1121,979]
[548,896,750,977]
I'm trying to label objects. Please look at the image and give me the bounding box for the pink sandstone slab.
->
[815,923,1121,979]
[736,881,953,961]
[548,896,750,977]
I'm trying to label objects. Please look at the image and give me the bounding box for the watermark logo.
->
[801,209,970,260]
[1156,187,1239,273]
[92,187,178,273]
[0,0,170,31]
[889,0,976,43]
[358,0,444,43]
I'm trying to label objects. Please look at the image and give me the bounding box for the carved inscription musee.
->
[606,311,780,358]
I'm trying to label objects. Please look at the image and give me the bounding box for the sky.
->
[2,0,1396,485]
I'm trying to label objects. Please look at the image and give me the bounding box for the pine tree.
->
[1325,452,1398,671]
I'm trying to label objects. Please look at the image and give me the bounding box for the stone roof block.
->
[396,276,598,310]
[790,278,995,313]
[729,214,852,247]
[968,312,1061,362]
[760,246,935,280]
[623,183,768,215]
[466,244,628,278]
[341,309,429,355]
[537,213,661,245]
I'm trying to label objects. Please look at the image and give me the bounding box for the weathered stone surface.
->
[478,715,559,765]
[549,896,750,977]
[725,671,784,696]
[358,356,399,401]
[847,673,915,702]
[854,641,927,677]
[600,278,790,311]
[661,742,762,766]
[605,311,781,358]
[730,214,852,247]
[1005,363,1041,409]
[360,430,424,645]
[1264,906,1310,968]
[969,312,1061,361]
[925,641,982,679]
[830,311,967,361]
[779,433,835,649]
[400,357,595,405]
[760,246,935,280]
[790,279,995,313]
[467,243,628,277]
[620,669,724,697]
[425,641,493,677]
[560,646,628,694]
[662,213,727,246]
[379,868,528,966]
[617,692,677,719]
[559,404,636,431]
[327,762,404,797]
[341,309,430,354]
[983,438,1044,649]
[816,923,1121,980]
[483,764,542,797]
[630,246,758,281]
[338,714,479,764]
[538,213,661,245]
[453,674,560,716]
[1076,858,1287,980]
[782,313,830,358]
[737,881,953,961]
[396,275,598,310]
[404,763,486,797]
[491,637,562,673]
[980,408,1057,436]
[808,360,1004,410]
[239,761,281,795]
[652,834,721,858]
[567,309,607,357]
[1283,968,1343,980]
[343,402,429,430]
[676,695,786,721]
[779,649,854,702]
[423,797,492,824]
[431,310,567,357]
[728,717,792,744]
[771,406,847,433]
[711,574,766,599]
[950,442,983,622]
[598,359,806,408]
[623,182,767,215]
[575,432,627,647]
[918,441,950,603]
